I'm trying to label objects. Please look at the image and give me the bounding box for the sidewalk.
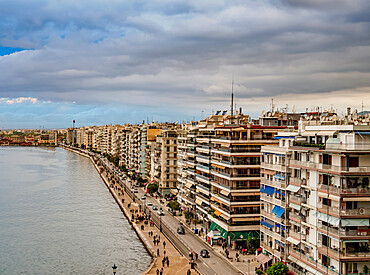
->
[151,196,259,275]
[99,167,192,275]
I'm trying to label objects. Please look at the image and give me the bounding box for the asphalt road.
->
[101,161,242,275]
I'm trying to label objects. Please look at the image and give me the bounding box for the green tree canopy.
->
[167,201,180,211]
[147,183,158,194]
[266,262,289,275]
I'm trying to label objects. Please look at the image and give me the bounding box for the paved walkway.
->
[98,168,192,275]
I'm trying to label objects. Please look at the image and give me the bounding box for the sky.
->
[0,0,369,129]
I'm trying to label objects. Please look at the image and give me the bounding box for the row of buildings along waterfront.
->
[65,108,370,275]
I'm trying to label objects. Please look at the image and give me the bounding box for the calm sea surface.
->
[0,147,150,274]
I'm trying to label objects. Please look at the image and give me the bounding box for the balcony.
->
[289,231,306,241]
[260,209,283,223]
[261,178,286,189]
[288,194,306,204]
[261,162,286,171]
[317,223,370,237]
[260,224,286,242]
[290,160,370,174]
[289,212,306,223]
[318,202,370,216]
[211,170,260,180]
[261,193,285,207]
[196,164,210,172]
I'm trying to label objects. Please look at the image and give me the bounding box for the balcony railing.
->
[260,224,286,241]
[288,194,306,204]
[261,162,286,171]
[318,202,370,216]
[289,231,306,241]
[261,193,285,207]
[260,209,283,223]
[289,212,306,222]
[317,223,370,237]
[290,160,370,173]
[261,178,286,189]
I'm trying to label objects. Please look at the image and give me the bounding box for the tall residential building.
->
[151,129,178,195]
[287,125,370,275]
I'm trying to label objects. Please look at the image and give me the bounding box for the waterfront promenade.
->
[63,146,192,275]
[63,145,247,275]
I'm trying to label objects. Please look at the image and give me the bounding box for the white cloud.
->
[0,97,38,104]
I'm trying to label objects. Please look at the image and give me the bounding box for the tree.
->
[184,210,194,220]
[266,262,288,275]
[147,183,158,194]
[167,201,180,211]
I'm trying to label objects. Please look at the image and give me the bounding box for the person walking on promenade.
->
[157,248,160,256]
[163,241,166,249]
[225,249,229,259]
[160,267,163,275]
[157,239,160,246]
[195,252,198,261]
[163,250,166,256]
[187,269,191,275]
[166,257,169,267]
[156,269,159,275]
[189,251,193,261]
[162,257,166,267]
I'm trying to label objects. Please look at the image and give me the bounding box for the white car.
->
[157,209,165,216]
[147,202,153,206]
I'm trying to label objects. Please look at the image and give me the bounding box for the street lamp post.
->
[112,264,117,275]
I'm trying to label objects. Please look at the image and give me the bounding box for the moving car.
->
[157,208,164,216]
[200,249,210,258]
[147,202,153,206]
[141,196,146,200]
[133,189,138,193]
[152,205,158,210]
[177,226,185,234]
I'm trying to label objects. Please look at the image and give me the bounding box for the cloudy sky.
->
[0,0,369,128]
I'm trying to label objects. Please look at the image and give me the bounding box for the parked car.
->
[200,249,210,258]
[152,205,158,210]
[141,196,146,200]
[133,189,138,193]
[157,208,164,216]
[177,226,185,234]
[147,202,153,206]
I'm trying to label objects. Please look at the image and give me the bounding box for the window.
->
[348,157,359,167]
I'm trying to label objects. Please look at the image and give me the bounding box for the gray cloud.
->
[0,0,369,123]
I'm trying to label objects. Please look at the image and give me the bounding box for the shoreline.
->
[62,146,158,274]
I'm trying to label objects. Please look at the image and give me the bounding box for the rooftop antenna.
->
[231,76,234,116]
[362,100,364,113]
[271,98,274,112]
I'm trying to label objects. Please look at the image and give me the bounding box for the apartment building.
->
[151,130,178,195]
[260,131,297,264]
[287,125,370,275]
[208,123,281,248]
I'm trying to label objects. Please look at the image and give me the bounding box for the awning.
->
[317,130,337,136]
[264,186,275,196]
[211,163,225,169]
[272,205,285,218]
[255,253,271,265]
[343,197,370,202]
[229,231,259,241]
[355,131,370,135]
[261,220,274,229]
[289,202,301,211]
[195,198,203,205]
[286,236,300,245]
[214,210,221,216]
[263,169,275,176]
[286,184,300,192]
[185,182,193,189]
[220,189,230,196]
[342,218,370,227]
[275,223,286,231]
[316,212,340,226]
[275,189,285,196]
[302,131,318,136]
[209,222,228,239]
[343,239,369,243]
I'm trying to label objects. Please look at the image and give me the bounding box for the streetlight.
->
[112,264,117,275]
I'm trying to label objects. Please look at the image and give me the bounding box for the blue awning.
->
[355,132,370,135]
[260,187,266,194]
[275,190,285,196]
[273,136,295,140]
[275,206,285,218]
[264,186,275,196]
[261,220,274,229]
[275,223,286,231]
[271,206,278,215]
[274,173,286,181]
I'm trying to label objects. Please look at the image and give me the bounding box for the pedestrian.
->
[225,249,229,259]
[195,252,198,261]
[189,251,193,261]
[166,257,169,267]
[156,269,159,275]
[163,241,166,249]
[162,257,166,267]
[163,250,166,256]
[158,235,160,242]
[160,267,163,275]
[187,269,191,275]
[157,248,160,256]
[157,239,160,246]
